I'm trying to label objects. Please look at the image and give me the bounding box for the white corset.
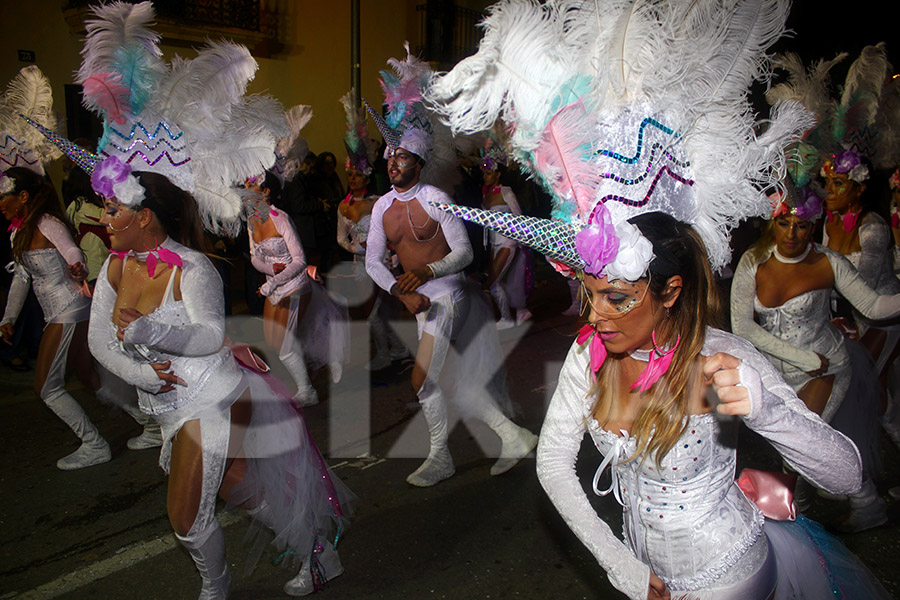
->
[587,412,764,590]
[753,289,847,388]
[255,236,306,302]
[21,248,89,322]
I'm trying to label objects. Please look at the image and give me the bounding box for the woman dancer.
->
[0,167,110,470]
[337,92,408,370]
[247,171,348,406]
[732,190,900,531]
[43,3,353,596]
[87,168,349,597]
[480,151,532,329]
[426,0,889,596]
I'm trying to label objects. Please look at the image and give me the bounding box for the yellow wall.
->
[0,0,428,190]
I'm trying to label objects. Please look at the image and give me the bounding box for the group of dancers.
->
[3,0,900,598]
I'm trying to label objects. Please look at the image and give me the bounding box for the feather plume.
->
[231,95,288,140]
[77,0,162,123]
[275,104,313,159]
[340,91,363,152]
[4,65,54,125]
[158,41,257,133]
[112,44,163,115]
[840,43,888,113]
[82,73,132,125]
[532,100,602,218]
[192,130,279,188]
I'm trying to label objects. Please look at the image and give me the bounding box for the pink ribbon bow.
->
[7,216,23,232]
[827,209,859,233]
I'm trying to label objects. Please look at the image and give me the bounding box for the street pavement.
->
[1,270,899,599]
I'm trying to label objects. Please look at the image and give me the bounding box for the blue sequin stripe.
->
[595,117,681,164]
[0,134,24,149]
[600,165,695,207]
[107,137,187,154]
[102,149,191,168]
[107,121,184,141]
[600,141,691,185]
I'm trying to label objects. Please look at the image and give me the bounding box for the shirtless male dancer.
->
[365,129,538,486]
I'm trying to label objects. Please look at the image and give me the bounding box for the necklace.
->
[772,242,811,264]
[406,200,440,242]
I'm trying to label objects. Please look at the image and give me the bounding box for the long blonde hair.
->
[590,213,722,464]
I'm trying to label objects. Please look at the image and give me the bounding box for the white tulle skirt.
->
[766,516,891,599]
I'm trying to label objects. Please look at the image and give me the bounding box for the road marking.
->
[13,511,244,600]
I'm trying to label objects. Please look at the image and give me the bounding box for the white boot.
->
[491,283,515,330]
[407,387,455,487]
[561,278,581,316]
[283,539,344,596]
[44,391,111,470]
[836,479,888,533]
[280,351,318,407]
[119,402,163,450]
[479,402,538,476]
[176,523,231,600]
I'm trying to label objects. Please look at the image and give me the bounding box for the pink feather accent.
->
[533,100,602,217]
[577,324,608,379]
[380,76,425,117]
[82,72,132,124]
[631,334,680,392]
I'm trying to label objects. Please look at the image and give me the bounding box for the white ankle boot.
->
[44,391,111,470]
[127,420,163,450]
[836,479,888,533]
[488,419,538,476]
[283,540,344,596]
[280,351,318,407]
[407,389,455,487]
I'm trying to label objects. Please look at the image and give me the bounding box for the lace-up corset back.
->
[117,260,229,415]
[587,413,763,590]
[21,248,85,322]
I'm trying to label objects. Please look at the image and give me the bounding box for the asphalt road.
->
[1,271,898,600]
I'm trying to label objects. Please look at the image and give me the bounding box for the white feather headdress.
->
[35,1,287,236]
[0,66,62,178]
[426,0,812,275]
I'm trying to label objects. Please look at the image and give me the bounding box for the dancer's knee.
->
[168,498,200,537]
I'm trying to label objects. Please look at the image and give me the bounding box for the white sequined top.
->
[536,328,863,599]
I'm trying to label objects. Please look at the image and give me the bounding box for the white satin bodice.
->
[752,289,847,388]
[20,248,89,323]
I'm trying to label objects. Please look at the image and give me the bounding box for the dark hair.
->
[4,167,77,263]
[630,211,722,330]
[62,165,103,212]
[133,171,212,252]
[261,170,283,208]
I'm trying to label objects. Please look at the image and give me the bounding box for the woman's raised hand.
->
[704,352,752,416]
